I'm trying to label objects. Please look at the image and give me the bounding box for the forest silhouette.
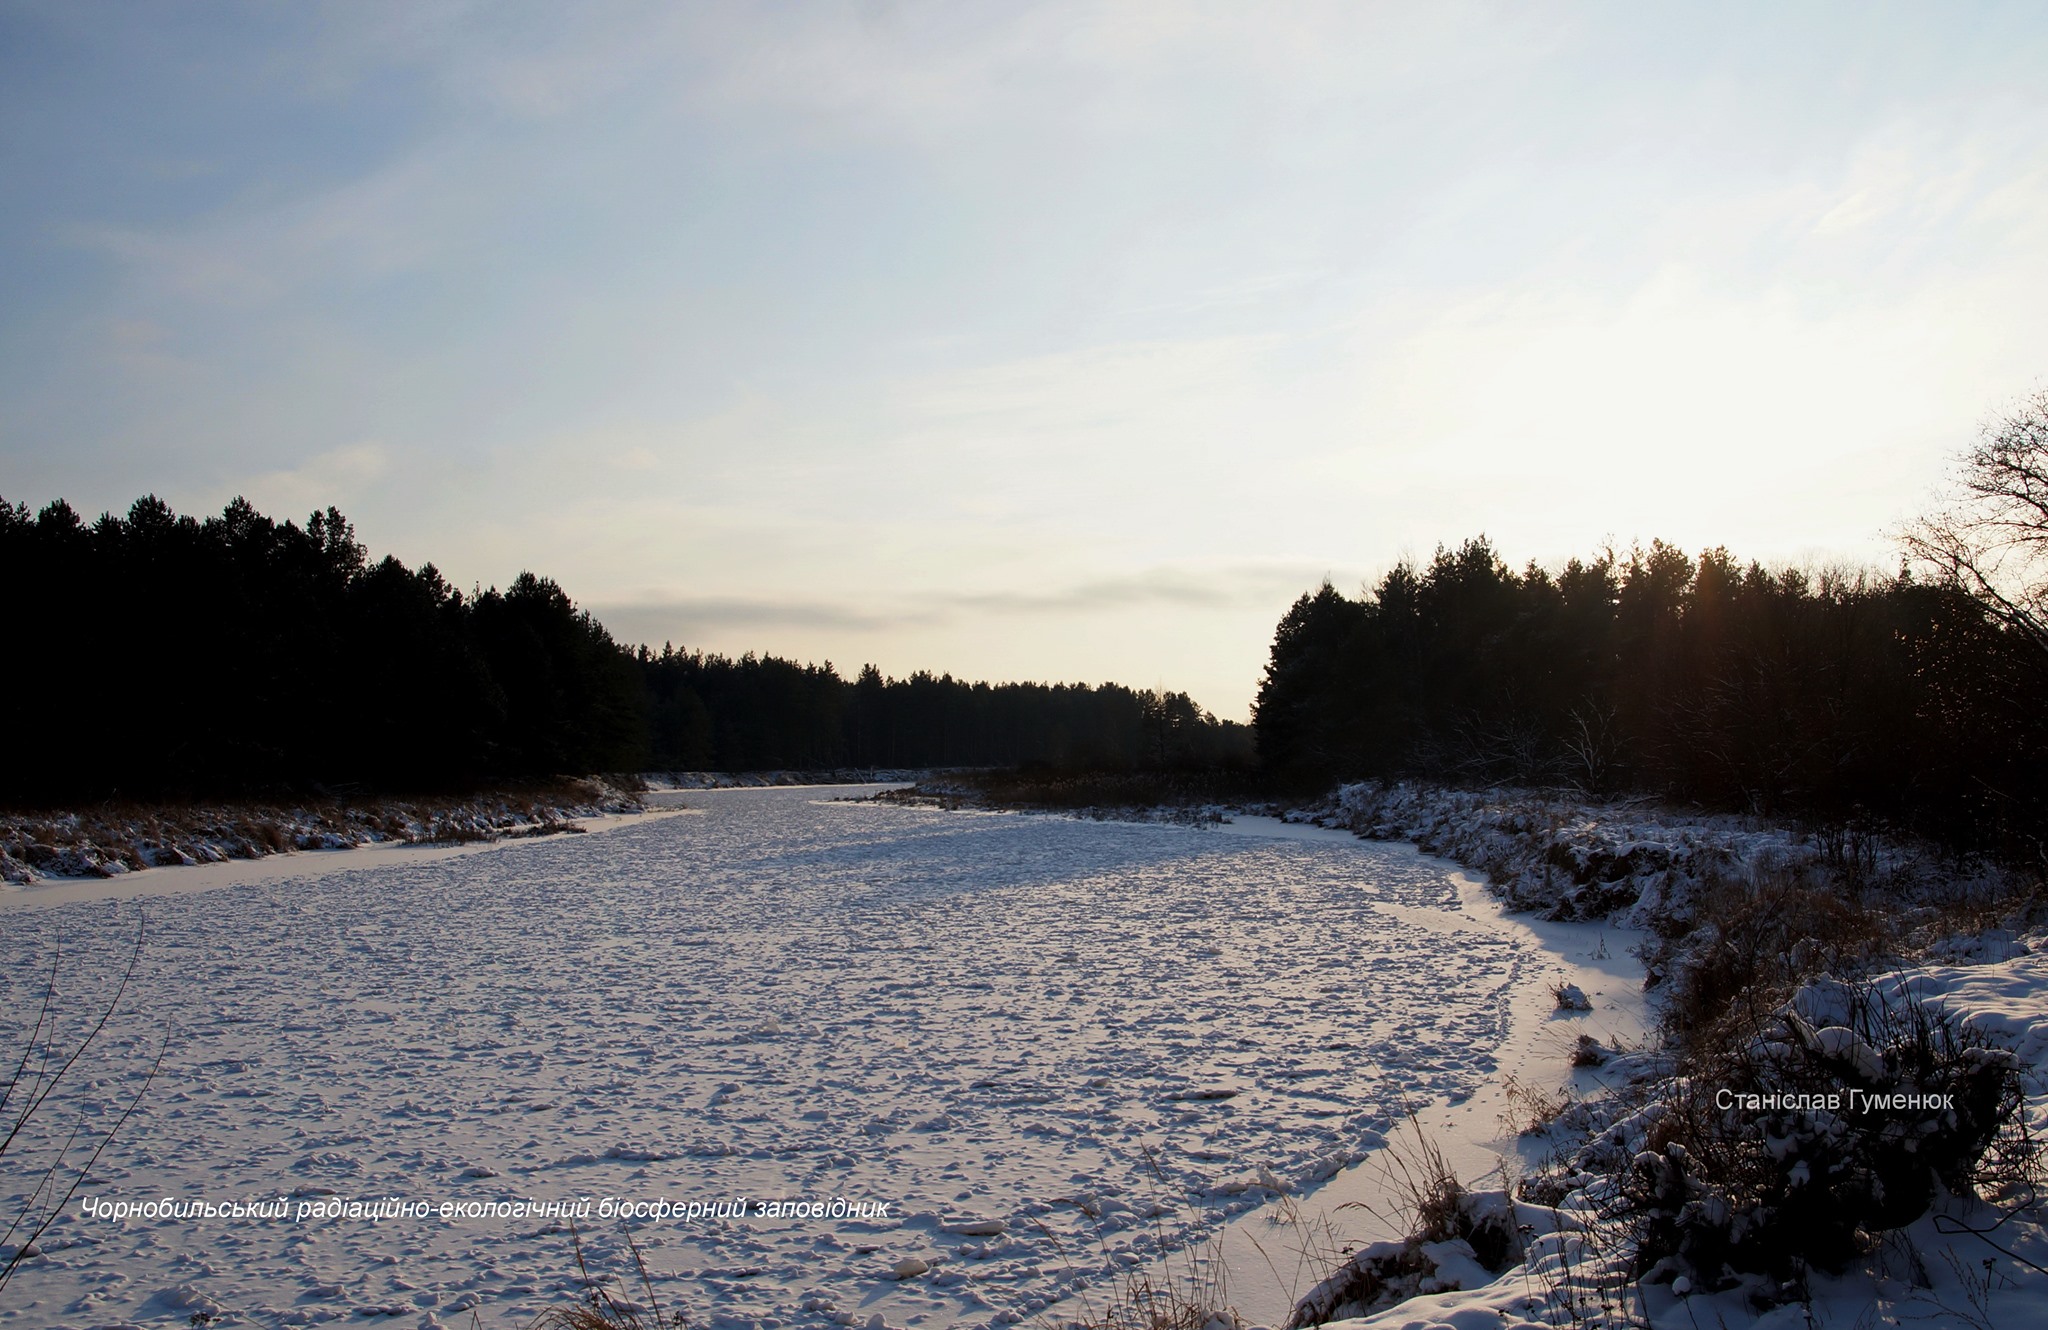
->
[1253,536,2048,854]
[0,494,1247,804]
[8,488,2046,854]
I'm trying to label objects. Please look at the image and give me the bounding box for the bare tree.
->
[1902,388,2048,658]
[1561,699,1622,797]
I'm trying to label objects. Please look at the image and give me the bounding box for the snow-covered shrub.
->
[0,778,642,882]
[1325,779,1820,924]
[1283,1189,1525,1327]
[1554,981,1594,1011]
[1621,986,2029,1292]
[1285,1122,1526,1328]
[1653,868,1901,1051]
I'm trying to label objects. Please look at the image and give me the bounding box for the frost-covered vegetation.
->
[0,778,640,884]
[1283,779,2048,1328]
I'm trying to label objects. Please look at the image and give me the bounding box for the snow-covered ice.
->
[0,786,1538,1330]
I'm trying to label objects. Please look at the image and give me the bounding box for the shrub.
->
[1623,984,2030,1291]
[1284,1122,1521,1327]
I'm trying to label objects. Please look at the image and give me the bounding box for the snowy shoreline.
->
[935,778,2047,1328]
[0,777,648,889]
[1272,781,2048,1329]
[1092,852,1652,1330]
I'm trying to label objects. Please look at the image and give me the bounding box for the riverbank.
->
[0,776,646,886]
[905,775,2047,1327]
[1153,856,1652,1329]
[1277,782,2047,1328]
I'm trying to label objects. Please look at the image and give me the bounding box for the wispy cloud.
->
[238,441,393,518]
[592,561,1340,646]
[944,564,1334,615]
[591,597,931,649]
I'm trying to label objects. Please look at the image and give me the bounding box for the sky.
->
[5,2,2048,721]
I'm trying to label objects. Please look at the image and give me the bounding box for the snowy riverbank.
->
[963,777,2048,1328]
[0,778,645,886]
[1265,781,2048,1330]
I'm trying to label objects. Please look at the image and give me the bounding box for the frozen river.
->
[0,786,1532,1330]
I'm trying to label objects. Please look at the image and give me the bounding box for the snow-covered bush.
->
[1323,779,1821,925]
[1284,1188,1525,1327]
[1554,981,1594,1011]
[1285,1121,1527,1327]
[1621,987,2029,1292]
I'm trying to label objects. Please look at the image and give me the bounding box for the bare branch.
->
[0,913,157,1294]
[1900,388,2048,662]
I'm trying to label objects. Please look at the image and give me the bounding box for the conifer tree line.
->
[1252,536,2048,852]
[0,494,1248,805]
[639,650,1244,773]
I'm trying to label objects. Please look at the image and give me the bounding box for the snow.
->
[1323,781,1832,928]
[1047,865,1650,1329]
[0,784,644,887]
[9,783,2044,1330]
[0,786,1541,1330]
[1271,785,2048,1330]
[1552,984,1592,1012]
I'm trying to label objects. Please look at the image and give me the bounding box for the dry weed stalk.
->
[1038,1145,1242,1330]
[529,1223,688,1330]
[1501,1072,1576,1137]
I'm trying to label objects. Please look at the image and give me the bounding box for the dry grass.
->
[1040,1147,1242,1330]
[1056,1262,1238,1330]
[1380,1116,1463,1246]
[1654,860,2046,1064]
[1235,1193,1365,1322]
[1502,1071,1577,1137]
[1655,868,1907,1058]
[1285,1115,1527,1328]
[529,1225,688,1330]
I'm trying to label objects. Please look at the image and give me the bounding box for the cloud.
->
[682,2,1543,150]
[591,560,1339,648]
[238,441,392,517]
[944,564,1337,615]
[311,1,701,120]
[590,597,927,651]
[65,132,498,310]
